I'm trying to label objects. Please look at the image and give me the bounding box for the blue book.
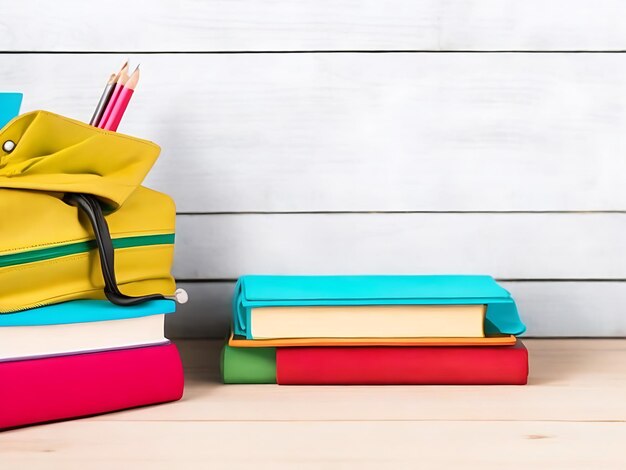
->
[0,299,176,327]
[233,275,526,339]
[0,92,22,129]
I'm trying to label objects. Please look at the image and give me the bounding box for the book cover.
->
[277,342,528,385]
[0,299,175,326]
[233,275,526,339]
[221,343,276,384]
[0,343,184,430]
[228,332,517,348]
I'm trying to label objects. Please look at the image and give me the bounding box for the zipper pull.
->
[166,288,189,304]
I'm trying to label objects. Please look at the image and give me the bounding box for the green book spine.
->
[221,343,276,384]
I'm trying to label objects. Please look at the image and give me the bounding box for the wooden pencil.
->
[103,66,140,132]
[99,62,130,129]
[89,73,116,126]
[90,60,128,126]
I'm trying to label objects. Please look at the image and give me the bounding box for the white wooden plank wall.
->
[1,2,624,337]
[4,54,626,212]
[5,1,626,51]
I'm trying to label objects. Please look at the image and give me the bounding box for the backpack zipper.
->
[0,233,175,269]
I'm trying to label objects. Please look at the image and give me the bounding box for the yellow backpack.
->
[0,111,180,313]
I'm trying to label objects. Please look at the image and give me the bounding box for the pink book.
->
[0,343,184,430]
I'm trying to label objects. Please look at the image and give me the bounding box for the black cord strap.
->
[64,193,165,306]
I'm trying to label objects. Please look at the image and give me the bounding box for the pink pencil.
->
[103,66,140,131]
[99,63,130,129]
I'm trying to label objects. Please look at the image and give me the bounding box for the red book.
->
[277,341,528,385]
[0,343,184,430]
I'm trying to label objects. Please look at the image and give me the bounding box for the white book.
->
[0,314,167,361]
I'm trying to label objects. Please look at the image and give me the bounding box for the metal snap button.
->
[2,140,15,153]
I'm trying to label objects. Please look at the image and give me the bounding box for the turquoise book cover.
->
[0,92,22,128]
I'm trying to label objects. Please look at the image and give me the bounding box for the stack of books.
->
[0,300,183,429]
[0,87,184,430]
[222,275,528,385]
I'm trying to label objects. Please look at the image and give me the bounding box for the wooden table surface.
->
[1,339,625,469]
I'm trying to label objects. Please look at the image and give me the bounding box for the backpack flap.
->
[0,111,160,209]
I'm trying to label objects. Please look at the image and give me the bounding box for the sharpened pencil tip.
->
[112,60,130,82]
[126,65,141,89]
